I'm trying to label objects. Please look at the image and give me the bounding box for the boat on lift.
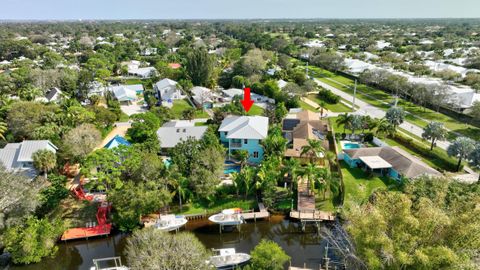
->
[90,257,128,270]
[208,208,244,226]
[208,248,251,269]
[154,214,188,232]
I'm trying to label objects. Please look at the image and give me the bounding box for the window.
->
[176,129,180,133]
[183,129,186,133]
[253,151,259,158]
[244,139,248,144]
[224,132,228,136]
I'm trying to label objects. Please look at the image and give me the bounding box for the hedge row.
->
[393,132,460,172]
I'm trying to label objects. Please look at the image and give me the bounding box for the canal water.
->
[11,215,328,270]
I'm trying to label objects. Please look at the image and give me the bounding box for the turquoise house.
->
[343,146,441,180]
[219,116,269,163]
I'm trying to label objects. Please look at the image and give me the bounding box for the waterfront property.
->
[0,140,58,178]
[156,120,208,153]
[343,146,441,180]
[219,116,269,163]
[282,110,330,164]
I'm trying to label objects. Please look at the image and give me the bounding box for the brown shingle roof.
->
[344,146,441,178]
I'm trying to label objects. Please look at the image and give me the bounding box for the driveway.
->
[120,101,147,116]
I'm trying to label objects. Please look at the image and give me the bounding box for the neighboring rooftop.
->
[344,146,441,179]
[157,121,208,148]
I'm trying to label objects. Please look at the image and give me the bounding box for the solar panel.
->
[312,129,325,140]
[282,119,300,131]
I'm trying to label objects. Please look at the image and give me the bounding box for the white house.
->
[221,88,275,104]
[191,86,218,109]
[109,84,143,104]
[154,78,183,103]
[35,87,63,103]
[277,79,288,89]
[128,67,157,78]
[0,140,58,179]
[156,121,208,151]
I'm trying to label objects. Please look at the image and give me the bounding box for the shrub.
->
[318,88,340,104]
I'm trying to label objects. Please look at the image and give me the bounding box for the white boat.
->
[208,209,244,226]
[208,248,251,269]
[90,257,129,270]
[154,214,188,232]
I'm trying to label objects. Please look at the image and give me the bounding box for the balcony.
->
[230,142,242,148]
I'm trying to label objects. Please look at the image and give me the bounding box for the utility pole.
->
[306,61,309,79]
[324,243,330,270]
[352,79,357,111]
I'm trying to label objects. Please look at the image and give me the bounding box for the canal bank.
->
[10,215,330,270]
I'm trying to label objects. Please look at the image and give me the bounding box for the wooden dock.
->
[290,177,335,231]
[240,203,270,221]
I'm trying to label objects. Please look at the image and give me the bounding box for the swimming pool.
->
[224,160,241,174]
[343,143,361,149]
[224,166,241,174]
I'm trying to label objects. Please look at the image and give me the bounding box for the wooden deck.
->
[241,203,270,220]
[290,177,335,230]
[290,210,335,221]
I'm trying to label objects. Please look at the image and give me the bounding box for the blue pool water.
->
[224,160,241,174]
[224,166,241,174]
[343,143,361,149]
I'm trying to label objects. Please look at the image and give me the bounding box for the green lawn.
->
[299,100,319,112]
[171,99,210,119]
[341,162,390,205]
[247,104,264,116]
[174,196,257,215]
[306,94,352,112]
[303,65,480,141]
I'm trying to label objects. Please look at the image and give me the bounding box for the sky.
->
[0,0,479,20]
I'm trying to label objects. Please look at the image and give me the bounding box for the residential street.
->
[313,78,452,150]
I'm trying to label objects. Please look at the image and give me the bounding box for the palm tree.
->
[300,163,321,196]
[349,115,364,135]
[300,139,326,163]
[469,143,480,181]
[174,176,190,211]
[0,121,7,140]
[375,119,396,138]
[336,113,352,134]
[447,137,476,172]
[233,149,249,169]
[317,101,327,119]
[283,158,301,191]
[32,149,57,179]
[422,121,448,150]
[242,167,256,198]
[385,107,405,131]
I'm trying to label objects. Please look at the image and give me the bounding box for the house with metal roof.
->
[343,146,441,180]
[0,140,58,179]
[153,78,183,105]
[191,86,220,109]
[219,116,269,163]
[35,87,64,103]
[156,121,208,152]
[128,66,157,78]
[109,84,143,104]
[104,135,131,150]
